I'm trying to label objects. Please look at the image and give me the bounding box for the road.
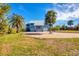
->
[25,32,79,38]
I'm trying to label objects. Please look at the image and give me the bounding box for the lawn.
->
[0,33,79,56]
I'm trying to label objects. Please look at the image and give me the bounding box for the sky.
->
[8,3,79,26]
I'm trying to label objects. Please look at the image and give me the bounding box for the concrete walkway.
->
[25,32,79,38]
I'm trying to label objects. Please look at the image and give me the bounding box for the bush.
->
[0,26,8,35]
[48,27,53,31]
[48,26,60,31]
[8,28,16,34]
[54,26,60,31]
[11,28,16,34]
[60,25,67,30]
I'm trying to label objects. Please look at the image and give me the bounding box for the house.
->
[26,23,47,32]
[35,25,43,32]
[26,23,36,32]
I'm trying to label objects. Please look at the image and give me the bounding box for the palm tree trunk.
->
[49,23,52,34]
[16,25,19,33]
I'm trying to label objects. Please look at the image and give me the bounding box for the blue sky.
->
[8,3,79,26]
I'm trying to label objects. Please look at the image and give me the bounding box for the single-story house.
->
[26,23,48,32]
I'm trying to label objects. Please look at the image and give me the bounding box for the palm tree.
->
[10,14,24,33]
[67,20,74,27]
[45,10,57,33]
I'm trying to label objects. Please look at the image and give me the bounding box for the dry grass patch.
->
[0,33,79,56]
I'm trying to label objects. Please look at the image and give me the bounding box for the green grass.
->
[0,33,79,56]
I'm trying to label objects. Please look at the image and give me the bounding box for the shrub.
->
[0,26,8,35]
[54,26,60,31]
[8,28,16,34]
[60,25,67,30]
[11,28,16,34]
[48,27,53,31]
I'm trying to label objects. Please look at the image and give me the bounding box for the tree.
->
[0,4,10,34]
[10,14,24,33]
[0,19,8,34]
[61,24,67,30]
[45,10,57,33]
[76,24,79,30]
[0,4,10,20]
[67,20,74,27]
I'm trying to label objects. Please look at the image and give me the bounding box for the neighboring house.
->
[26,23,47,32]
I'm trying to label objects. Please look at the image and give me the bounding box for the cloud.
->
[28,20,44,25]
[46,3,79,20]
[57,8,79,20]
